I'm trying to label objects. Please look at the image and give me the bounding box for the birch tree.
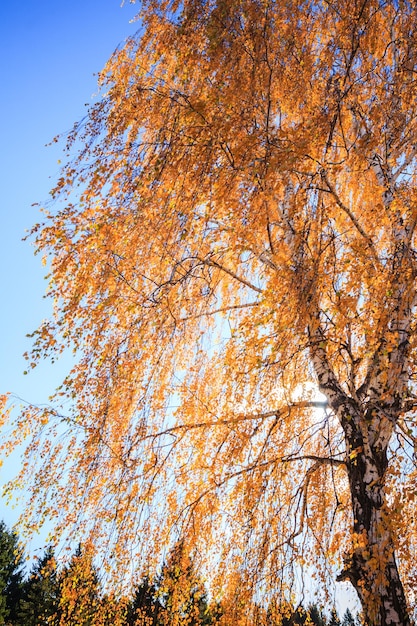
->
[4,1,417,624]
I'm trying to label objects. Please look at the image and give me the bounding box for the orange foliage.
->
[3,1,417,624]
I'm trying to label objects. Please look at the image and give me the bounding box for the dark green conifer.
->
[307,604,327,626]
[0,521,25,624]
[328,607,341,626]
[341,608,355,626]
[18,546,59,626]
[126,577,161,626]
[155,542,212,625]
[55,544,101,625]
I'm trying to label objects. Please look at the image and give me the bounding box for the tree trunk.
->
[338,414,411,626]
[310,327,413,624]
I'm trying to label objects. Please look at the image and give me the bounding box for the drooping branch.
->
[320,168,379,264]
[196,256,264,294]
[137,400,330,443]
[179,302,260,323]
[282,454,345,467]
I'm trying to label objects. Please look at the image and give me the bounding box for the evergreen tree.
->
[126,577,161,626]
[56,545,101,625]
[272,604,308,626]
[291,606,309,625]
[307,604,327,626]
[328,608,341,626]
[17,546,59,626]
[341,609,355,626]
[96,591,129,626]
[0,521,25,625]
[156,542,212,626]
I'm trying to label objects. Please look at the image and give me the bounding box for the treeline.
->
[0,521,360,625]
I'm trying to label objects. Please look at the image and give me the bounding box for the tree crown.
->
[4,0,417,620]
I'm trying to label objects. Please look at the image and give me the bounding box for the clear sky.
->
[0,1,139,527]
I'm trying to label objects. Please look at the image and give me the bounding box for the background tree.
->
[18,546,59,626]
[4,0,417,624]
[328,608,341,626]
[56,545,101,626]
[340,609,356,626]
[307,605,326,626]
[0,522,24,625]
[94,591,129,626]
[270,604,326,626]
[126,578,161,626]
[155,542,212,626]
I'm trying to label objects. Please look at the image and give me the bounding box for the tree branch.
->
[282,454,345,467]
[179,302,260,323]
[143,400,329,441]
[321,169,379,263]
[196,256,263,293]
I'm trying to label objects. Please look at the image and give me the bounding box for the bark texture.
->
[339,405,410,625]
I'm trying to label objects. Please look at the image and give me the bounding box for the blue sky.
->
[0,1,139,528]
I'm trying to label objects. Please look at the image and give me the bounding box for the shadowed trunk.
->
[337,405,411,626]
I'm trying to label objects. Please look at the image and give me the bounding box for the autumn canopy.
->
[3,1,417,624]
